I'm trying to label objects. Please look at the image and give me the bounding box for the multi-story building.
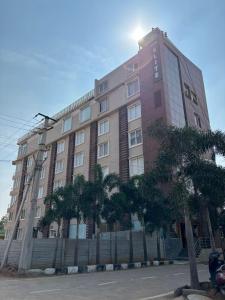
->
[5,28,210,240]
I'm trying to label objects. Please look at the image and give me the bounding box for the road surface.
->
[0,263,209,300]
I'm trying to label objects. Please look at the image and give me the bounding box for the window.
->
[154,90,162,108]
[57,140,65,154]
[129,129,142,147]
[11,195,17,206]
[80,106,91,123]
[191,91,198,105]
[98,81,108,94]
[102,166,109,178]
[127,79,140,97]
[53,180,64,191]
[49,226,57,238]
[27,156,33,168]
[8,212,13,221]
[25,173,31,184]
[63,116,72,133]
[74,152,84,167]
[15,162,22,173]
[55,160,64,174]
[42,150,48,161]
[40,167,45,179]
[35,206,41,218]
[99,98,108,113]
[14,177,20,189]
[20,209,26,220]
[38,133,43,145]
[194,113,202,128]
[98,142,109,158]
[129,156,144,177]
[37,186,44,199]
[184,83,191,99]
[17,228,23,240]
[18,143,27,156]
[128,103,141,121]
[75,131,85,146]
[127,63,138,72]
[98,119,109,136]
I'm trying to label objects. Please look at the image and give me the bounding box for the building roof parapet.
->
[17,89,95,144]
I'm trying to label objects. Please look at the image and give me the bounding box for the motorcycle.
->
[216,264,225,296]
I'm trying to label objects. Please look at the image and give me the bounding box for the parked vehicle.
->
[216,264,225,296]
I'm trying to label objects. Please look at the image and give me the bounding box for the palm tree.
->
[102,191,127,264]
[149,122,225,289]
[63,175,88,265]
[185,159,225,251]
[40,187,72,268]
[85,164,120,265]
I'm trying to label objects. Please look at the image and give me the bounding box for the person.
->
[209,251,224,287]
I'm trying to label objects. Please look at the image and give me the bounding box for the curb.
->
[27,260,175,276]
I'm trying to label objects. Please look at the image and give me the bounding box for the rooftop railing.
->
[17,89,95,144]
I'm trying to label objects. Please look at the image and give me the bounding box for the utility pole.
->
[0,114,55,272]
[18,114,56,273]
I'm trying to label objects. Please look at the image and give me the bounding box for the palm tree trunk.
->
[184,206,200,289]
[74,219,80,266]
[129,227,133,263]
[142,225,148,262]
[52,220,60,268]
[96,226,100,265]
[156,230,161,261]
[114,224,118,265]
[206,207,216,252]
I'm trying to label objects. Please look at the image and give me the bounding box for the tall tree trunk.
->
[74,219,80,266]
[184,207,200,289]
[109,230,113,264]
[96,226,100,265]
[142,225,148,262]
[114,224,118,265]
[206,207,216,252]
[156,230,161,261]
[52,220,60,268]
[129,227,133,263]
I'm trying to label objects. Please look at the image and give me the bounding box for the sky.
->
[0,0,225,218]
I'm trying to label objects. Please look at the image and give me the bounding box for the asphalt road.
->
[0,263,209,300]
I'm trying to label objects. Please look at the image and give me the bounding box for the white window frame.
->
[53,179,64,191]
[40,167,45,179]
[57,140,65,154]
[129,156,144,177]
[99,98,108,113]
[14,177,20,189]
[128,128,143,148]
[37,186,44,199]
[11,195,17,206]
[35,206,42,218]
[62,116,72,133]
[80,106,91,123]
[128,103,141,122]
[42,150,48,161]
[55,160,64,174]
[98,141,109,159]
[74,151,84,167]
[27,156,33,168]
[98,119,109,136]
[127,78,140,98]
[75,130,85,146]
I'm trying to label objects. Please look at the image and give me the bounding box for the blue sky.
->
[0,0,225,217]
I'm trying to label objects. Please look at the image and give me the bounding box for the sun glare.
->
[131,26,145,42]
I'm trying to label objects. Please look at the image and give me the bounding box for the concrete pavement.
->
[0,263,209,300]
